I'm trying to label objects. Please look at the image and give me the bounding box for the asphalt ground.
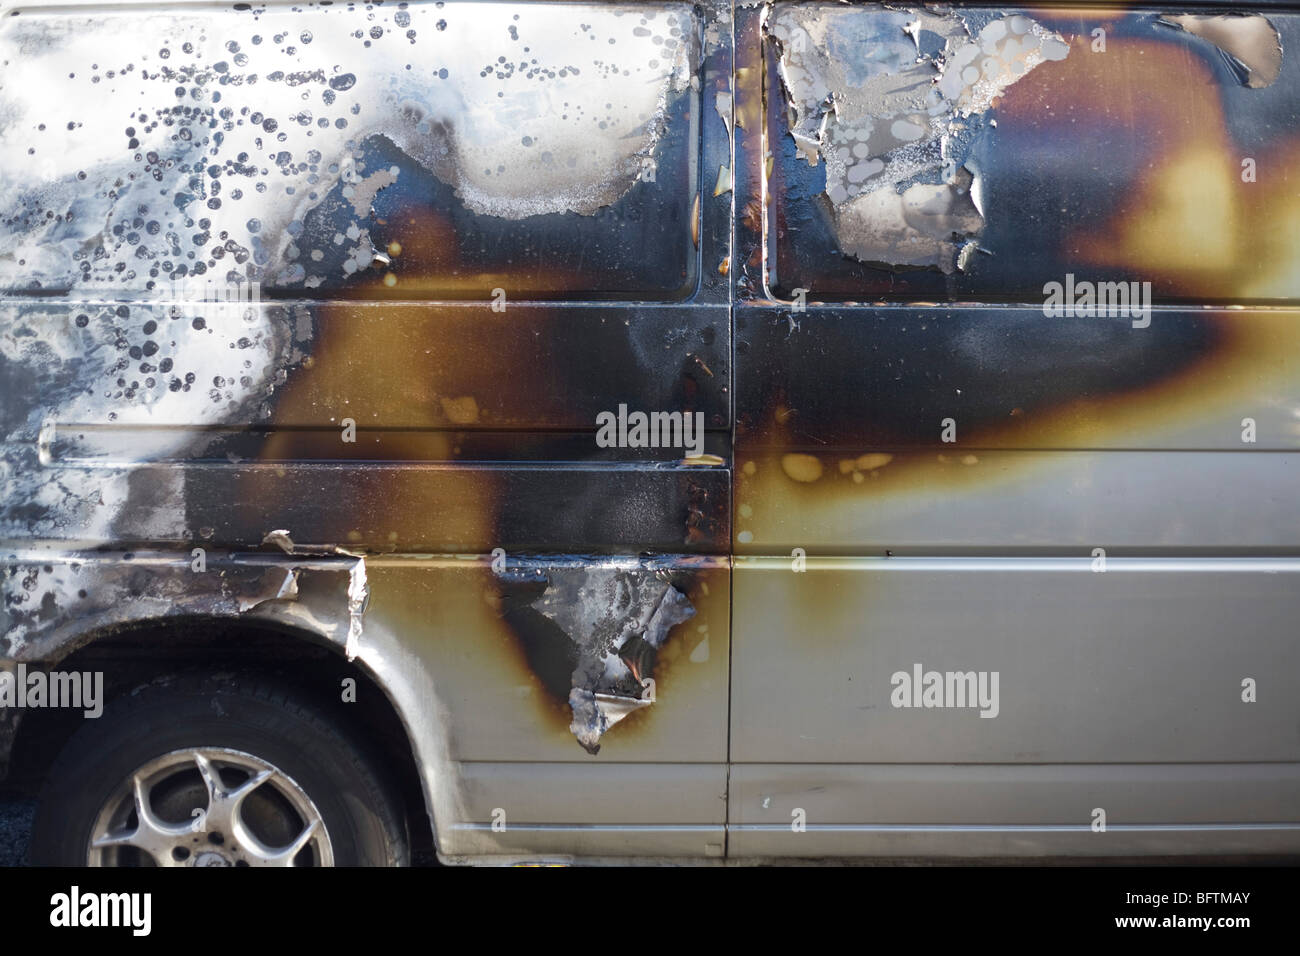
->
[0,797,34,867]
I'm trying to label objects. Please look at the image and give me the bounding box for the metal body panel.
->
[1,0,736,859]
[761,3,1300,303]
[731,558,1300,763]
[362,557,730,763]
[2,0,1298,864]
[441,825,726,861]
[730,764,1300,825]
[454,761,728,823]
[732,451,1299,553]
[724,1,1300,859]
[729,763,1300,858]
[727,824,1300,860]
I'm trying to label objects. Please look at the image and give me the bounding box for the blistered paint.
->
[521,562,695,754]
[0,1,696,293]
[343,551,368,662]
[0,0,704,563]
[0,298,312,549]
[767,5,1066,273]
[0,552,357,660]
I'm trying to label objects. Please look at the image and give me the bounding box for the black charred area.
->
[290,97,698,301]
[494,562,702,710]
[735,307,1224,447]
[762,14,1296,306]
[497,574,576,704]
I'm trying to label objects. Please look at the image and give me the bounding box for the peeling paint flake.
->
[258,532,369,660]
[524,563,695,754]
[344,554,369,662]
[261,529,297,554]
[343,167,400,218]
[1158,13,1283,89]
[0,553,361,661]
[234,566,300,612]
[768,4,1068,273]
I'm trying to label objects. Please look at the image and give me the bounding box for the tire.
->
[30,674,409,867]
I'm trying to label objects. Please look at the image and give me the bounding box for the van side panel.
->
[0,0,736,860]
[728,3,1300,857]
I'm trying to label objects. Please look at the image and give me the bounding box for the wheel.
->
[30,675,409,866]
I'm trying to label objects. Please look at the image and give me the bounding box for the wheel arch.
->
[7,613,437,860]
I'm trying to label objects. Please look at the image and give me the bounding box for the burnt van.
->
[1,0,1298,865]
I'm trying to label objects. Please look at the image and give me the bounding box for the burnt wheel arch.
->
[6,618,436,862]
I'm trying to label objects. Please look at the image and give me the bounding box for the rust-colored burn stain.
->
[734,305,1299,538]
[258,210,589,430]
[733,309,1300,562]
[760,6,1299,304]
[732,8,768,296]
[996,31,1300,300]
[495,563,718,752]
[740,304,1293,442]
[361,559,726,757]
[735,5,1300,545]
[247,127,723,748]
[250,210,509,549]
[329,171,694,300]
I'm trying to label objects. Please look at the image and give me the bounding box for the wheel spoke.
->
[133,772,196,847]
[90,772,193,865]
[193,751,225,802]
[190,751,223,830]
[233,814,321,866]
[89,829,141,850]
[229,768,275,805]
[87,748,333,867]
